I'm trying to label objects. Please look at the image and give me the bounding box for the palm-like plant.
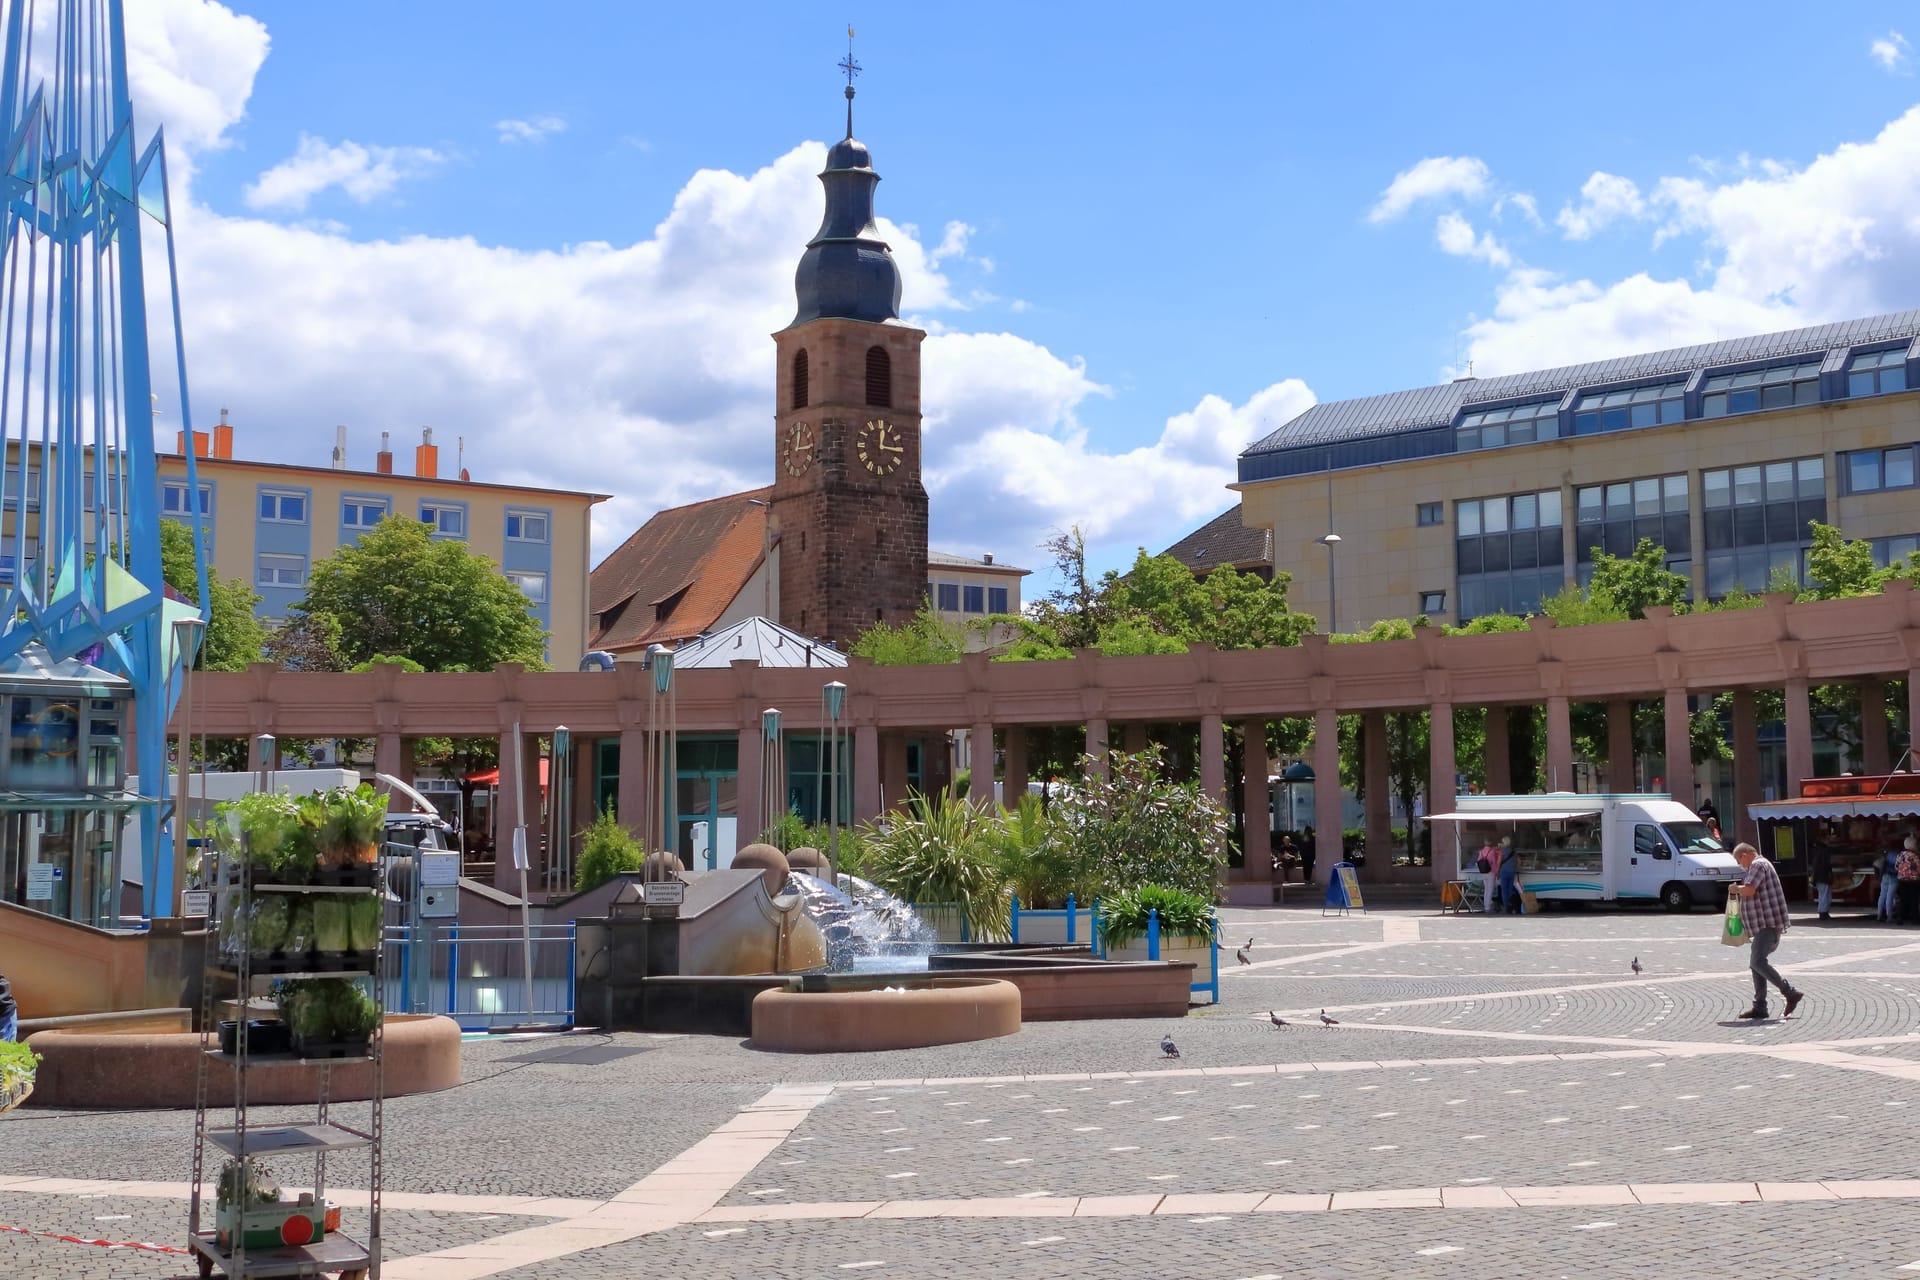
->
[992,793,1081,908]
[859,794,1010,941]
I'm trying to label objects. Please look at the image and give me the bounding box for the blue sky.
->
[123,1,1920,583]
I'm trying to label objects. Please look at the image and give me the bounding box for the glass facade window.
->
[1574,472,1690,584]
[507,570,547,604]
[987,586,1009,613]
[1842,444,1918,494]
[1456,399,1561,452]
[962,584,985,613]
[1416,501,1444,526]
[257,488,307,523]
[1571,380,1686,436]
[342,497,387,529]
[1455,489,1564,620]
[1419,590,1446,614]
[420,501,465,538]
[1872,533,1920,569]
[3,465,41,510]
[255,553,306,588]
[1700,360,1821,418]
[505,509,549,542]
[161,481,213,517]
[1848,347,1909,397]
[936,581,960,611]
[1702,456,1824,598]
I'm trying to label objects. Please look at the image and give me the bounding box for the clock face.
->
[855,417,906,476]
[781,421,816,476]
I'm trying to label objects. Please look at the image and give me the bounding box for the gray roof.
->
[928,550,1029,574]
[670,616,848,669]
[1244,309,1920,456]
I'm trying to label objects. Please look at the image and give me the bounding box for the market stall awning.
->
[1424,806,1603,822]
[462,758,550,788]
[1748,797,1920,821]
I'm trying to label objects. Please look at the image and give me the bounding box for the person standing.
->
[1477,835,1501,913]
[1879,836,1903,923]
[1300,826,1318,886]
[1809,842,1833,921]
[0,969,15,1043]
[1729,842,1804,1020]
[1496,835,1522,914]
[1898,837,1920,926]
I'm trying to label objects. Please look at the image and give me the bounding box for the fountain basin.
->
[751,977,1020,1053]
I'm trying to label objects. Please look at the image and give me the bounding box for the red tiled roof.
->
[589,487,770,652]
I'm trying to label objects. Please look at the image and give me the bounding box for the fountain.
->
[783,872,936,972]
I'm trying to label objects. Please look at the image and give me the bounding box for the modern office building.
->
[1232,311,1920,631]
[155,419,607,664]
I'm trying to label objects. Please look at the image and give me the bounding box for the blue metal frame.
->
[0,1,203,916]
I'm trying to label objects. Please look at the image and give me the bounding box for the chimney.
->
[331,425,347,470]
[213,407,234,459]
[376,431,393,475]
[414,426,438,479]
[982,552,994,565]
[176,429,210,457]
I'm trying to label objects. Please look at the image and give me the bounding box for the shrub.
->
[1097,884,1216,949]
[992,793,1082,908]
[759,814,869,878]
[858,794,1009,941]
[574,804,645,891]
[1051,746,1230,899]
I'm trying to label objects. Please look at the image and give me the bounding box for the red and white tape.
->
[0,1221,190,1253]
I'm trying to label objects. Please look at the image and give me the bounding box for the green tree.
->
[849,602,967,665]
[158,519,265,672]
[288,516,548,672]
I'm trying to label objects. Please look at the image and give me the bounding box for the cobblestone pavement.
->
[5,902,1920,1278]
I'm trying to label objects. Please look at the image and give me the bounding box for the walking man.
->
[1729,842,1803,1020]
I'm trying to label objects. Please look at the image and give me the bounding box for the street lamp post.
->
[823,681,847,882]
[762,708,784,849]
[1317,532,1342,636]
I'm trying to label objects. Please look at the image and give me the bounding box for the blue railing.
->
[1141,908,1221,1006]
[1009,892,1101,951]
[384,922,576,1031]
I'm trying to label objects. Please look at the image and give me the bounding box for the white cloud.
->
[1870,30,1911,74]
[496,115,567,144]
[1494,192,1542,227]
[1555,171,1645,240]
[243,134,447,211]
[1434,212,1511,267]
[1368,156,1491,223]
[1458,104,1920,376]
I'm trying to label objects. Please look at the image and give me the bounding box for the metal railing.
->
[383,923,576,1031]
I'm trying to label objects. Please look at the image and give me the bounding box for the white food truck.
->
[1427,792,1741,909]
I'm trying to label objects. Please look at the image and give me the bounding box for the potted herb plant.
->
[314,785,386,887]
[277,978,380,1059]
[0,1040,38,1113]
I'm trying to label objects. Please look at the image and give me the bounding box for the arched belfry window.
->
[865,346,892,408]
[792,349,809,409]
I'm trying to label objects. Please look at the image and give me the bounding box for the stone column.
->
[1663,687,1694,807]
[1363,711,1391,860]
[881,731,911,810]
[495,726,526,890]
[1784,677,1814,800]
[1428,702,1457,884]
[1199,713,1226,807]
[1241,718,1271,882]
[1085,717,1110,780]
[1910,671,1920,765]
[1001,727,1029,809]
[1607,699,1636,793]
[374,733,405,810]
[1312,707,1341,885]
[617,724,648,838]
[1732,689,1761,846]
[1861,680,1890,776]
[1122,722,1149,754]
[1483,707,1511,794]
[735,725,763,844]
[969,721,994,804]
[853,724,881,822]
[1546,695,1574,793]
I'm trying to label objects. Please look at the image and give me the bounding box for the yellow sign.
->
[1338,865,1365,911]
[1774,827,1796,861]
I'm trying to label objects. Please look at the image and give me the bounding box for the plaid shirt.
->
[1740,856,1791,931]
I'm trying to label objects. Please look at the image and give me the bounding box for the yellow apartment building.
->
[1230,311,1920,631]
[152,421,607,664]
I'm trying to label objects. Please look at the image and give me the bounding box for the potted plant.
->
[314,785,386,887]
[215,1157,329,1251]
[277,978,380,1059]
[1097,884,1218,962]
[857,794,1010,943]
[0,1040,38,1113]
[309,894,383,970]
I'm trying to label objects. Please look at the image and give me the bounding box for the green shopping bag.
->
[1720,896,1748,946]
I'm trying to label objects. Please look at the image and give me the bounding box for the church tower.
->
[770,47,929,646]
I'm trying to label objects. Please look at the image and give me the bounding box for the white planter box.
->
[1108,934,1212,965]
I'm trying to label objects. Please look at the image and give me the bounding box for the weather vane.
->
[839,25,861,136]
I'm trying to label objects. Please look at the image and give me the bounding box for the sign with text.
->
[419,852,460,887]
[180,889,213,918]
[644,880,686,907]
[1322,861,1366,915]
[1338,865,1366,912]
[25,863,53,900]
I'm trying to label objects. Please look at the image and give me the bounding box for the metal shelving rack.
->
[187,739,384,1279]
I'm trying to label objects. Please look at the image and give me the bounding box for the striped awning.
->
[1748,797,1920,822]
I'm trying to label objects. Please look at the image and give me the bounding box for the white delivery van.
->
[1427,792,1741,910]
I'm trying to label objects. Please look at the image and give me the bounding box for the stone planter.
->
[1106,933,1213,965]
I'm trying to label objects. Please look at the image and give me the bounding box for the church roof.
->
[789,74,902,326]
[671,615,848,669]
[588,488,770,653]
[1159,507,1272,575]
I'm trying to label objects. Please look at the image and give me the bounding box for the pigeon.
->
[1270,1011,1288,1028]
[1160,1034,1181,1059]
[1319,1009,1339,1027]
[1236,938,1253,965]
[1631,956,1642,975]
